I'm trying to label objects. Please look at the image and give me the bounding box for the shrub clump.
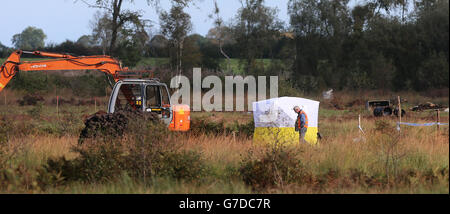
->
[374,119,395,134]
[190,118,225,136]
[239,147,305,190]
[42,140,125,184]
[190,117,254,138]
[0,116,37,141]
[27,103,44,119]
[18,94,45,106]
[225,120,255,138]
[152,150,208,182]
[0,117,12,144]
[41,113,209,188]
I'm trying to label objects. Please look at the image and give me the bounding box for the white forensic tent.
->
[252,97,320,145]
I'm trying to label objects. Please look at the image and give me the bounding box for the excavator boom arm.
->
[21,50,77,59]
[0,50,21,90]
[0,50,124,92]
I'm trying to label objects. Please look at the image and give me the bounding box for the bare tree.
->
[209,0,231,73]
[159,1,193,74]
[90,11,112,54]
[77,0,156,55]
[233,0,283,74]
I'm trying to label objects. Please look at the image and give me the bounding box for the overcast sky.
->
[0,0,292,47]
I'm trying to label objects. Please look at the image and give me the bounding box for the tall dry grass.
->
[0,98,448,193]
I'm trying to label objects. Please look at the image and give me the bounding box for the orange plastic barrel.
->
[169,104,190,131]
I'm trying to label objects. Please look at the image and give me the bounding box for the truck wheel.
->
[383,107,392,116]
[394,109,406,117]
[373,107,383,117]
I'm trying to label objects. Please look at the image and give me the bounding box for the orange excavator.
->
[0,50,190,131]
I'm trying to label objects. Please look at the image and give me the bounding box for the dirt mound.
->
[324,98,344,110]
[411,102,446,111]
[17,94,45,106]
[345,99,365,108]
[78,109,160,144]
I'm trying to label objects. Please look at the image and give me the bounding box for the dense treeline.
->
[1,0,448,93]
[286,0,449,92]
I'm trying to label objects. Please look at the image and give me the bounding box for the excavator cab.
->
[108,79,174,125]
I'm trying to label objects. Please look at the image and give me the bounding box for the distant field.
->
[218,58,275,74]
[135,57,170,69]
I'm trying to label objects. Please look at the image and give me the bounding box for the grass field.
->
[0,89,448,194]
